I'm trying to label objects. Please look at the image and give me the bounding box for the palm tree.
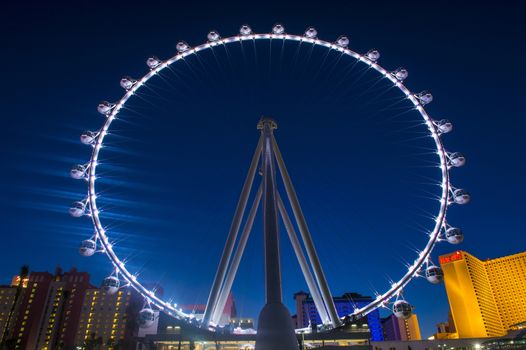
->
[0,265,29,348]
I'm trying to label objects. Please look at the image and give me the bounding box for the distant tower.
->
[293,291,309,328]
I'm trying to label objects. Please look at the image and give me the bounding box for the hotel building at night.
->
[440,250,526,338]
[381,313,421,341]
[0,284,18,343]
[0,267,143,350]
[293,291,384,341]
[74,287,142,347]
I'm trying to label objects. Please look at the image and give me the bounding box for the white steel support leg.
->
[272,136,342,328]
[255,118,298,350]
[202,136,263,327]
[211,185,263,325]
[261,120,283,305]
[277,194,331,326]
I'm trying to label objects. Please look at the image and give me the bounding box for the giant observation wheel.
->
[69,24,469,332]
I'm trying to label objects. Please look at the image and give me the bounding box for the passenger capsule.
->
[138,308,156,328]
[97,101,115,115]
[393,300,412,319]
[69,201,86,218]
[445,227,464,244]
[436,119,453,134]
[79,239,96,257]
[146,56,162,69]
[176,41,190,53]
[120,76,137,90]
[366,49,380,62]
[304,27,317,39]
[336,36,349,48]
[392,68,408,82]
[70,164,87,179]
[425,265,444,284]
[102,276,120,295]
[80,131,98,145]
[272,24,285,35]
[416,91,433,105]
[449,152,466,167]
[453,189,470,205]
[239,25,252,36]
[207,30,220,42]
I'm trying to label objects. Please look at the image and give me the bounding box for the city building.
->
[140,292,374,349]
[179,293,237,326]
[11,271,54,349]
[440,250,526,338]
[436,322,449,334]
[294,291,384,341]
[0,284,19,345]
[9,267,93,349]
[432,312,457,340]
[228,317,254,330]
[74,287,143,348]
[373,328,526,350]
[36,267,91,349]
[381,313,421,341]
[144,325,372,350]
[434,322,454,340]
[1,267,146,349]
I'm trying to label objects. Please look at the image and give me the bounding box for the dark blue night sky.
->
[2,1,525,337]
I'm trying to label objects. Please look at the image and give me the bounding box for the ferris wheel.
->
[69,24,469,334]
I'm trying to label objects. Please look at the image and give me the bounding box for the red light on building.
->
[439,251,463,265]
[11,275,29,288]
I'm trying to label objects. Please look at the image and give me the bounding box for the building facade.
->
[145,328,372,350]
[35,267,91,349]
[294,291,384,341]
[74,287,142,348]
[432,312,457,340]
[1,267,144,350]
[381,313,421,341]
[440,250,526,338]
[0,285,19,345]
[10,267,92,349]
[11,271,54,349]
[179,293,237,326]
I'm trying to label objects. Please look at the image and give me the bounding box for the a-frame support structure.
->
[202,118,341,350]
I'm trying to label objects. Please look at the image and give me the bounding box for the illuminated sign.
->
[439,251,463,265]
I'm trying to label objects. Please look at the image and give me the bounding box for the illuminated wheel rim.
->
[76,27,464,327]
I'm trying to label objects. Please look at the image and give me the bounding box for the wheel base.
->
[255,302,299,350]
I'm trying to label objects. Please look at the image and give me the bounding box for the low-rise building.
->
[294,291,384,341]
[381,313,421,341]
